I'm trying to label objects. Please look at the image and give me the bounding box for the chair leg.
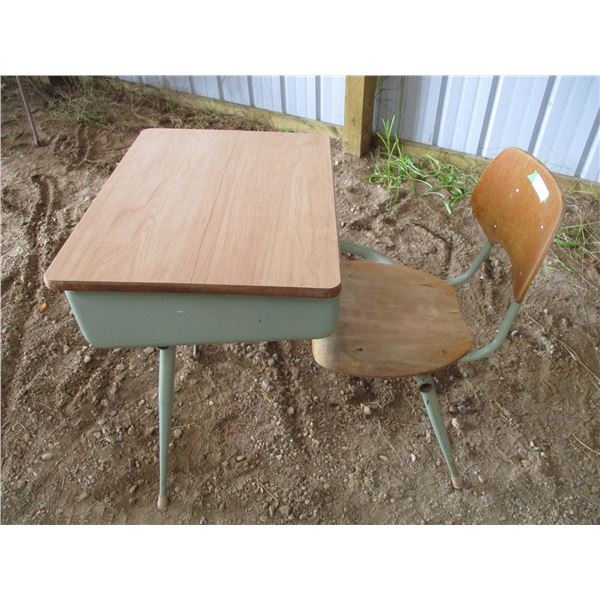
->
[414,374,463,489]
[157,346,176,510]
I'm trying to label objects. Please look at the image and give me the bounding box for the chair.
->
[312,148,564,489]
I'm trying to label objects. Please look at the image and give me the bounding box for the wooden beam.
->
[392,138,600,196]
[343,76,377,156]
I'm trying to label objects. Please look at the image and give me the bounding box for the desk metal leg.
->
[157,346,176,510]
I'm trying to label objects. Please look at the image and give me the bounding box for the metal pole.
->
[157,346,176,510]
[16,76,41,147]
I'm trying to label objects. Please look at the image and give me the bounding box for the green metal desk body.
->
[65,289,340,510]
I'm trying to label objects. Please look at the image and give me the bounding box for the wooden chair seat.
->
[312,260,474,378]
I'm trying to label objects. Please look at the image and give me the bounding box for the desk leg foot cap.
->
[157,495,169,511]
[451,474,464,490]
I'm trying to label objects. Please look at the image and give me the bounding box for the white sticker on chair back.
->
[527,171,550,204]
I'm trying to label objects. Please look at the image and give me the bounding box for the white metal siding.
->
[284,76,317,120]
[373,75,600,181]
[118,75,599,181]
[126,75,345,126]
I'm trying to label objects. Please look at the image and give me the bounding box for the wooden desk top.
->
[44,129,341,298]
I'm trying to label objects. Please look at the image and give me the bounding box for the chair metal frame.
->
[339,237,523,489]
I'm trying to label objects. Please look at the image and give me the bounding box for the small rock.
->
[208,400,214,406]
[127,425,134,435]
[267,358,275,367]
[278,505,291,519]
[510,330,519,338]
[83,355,92,364]
[143,347,154,355]
[260,378,270,392]
[100,399,109,408]
[63,345,70,354]
[451,417,462,431]
[97,418,106,426]
[128,484,137,495]
[287,406,294,416]
[378,455,388,463]
[41,452,53,461]
[173,428,183,440]
[236,455,246,462]
[410,452,417,462]
[362,404,372,417]
[115,363,126,372]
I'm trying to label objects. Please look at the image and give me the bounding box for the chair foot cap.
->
[157,495,169,511]
[451,474,464,490]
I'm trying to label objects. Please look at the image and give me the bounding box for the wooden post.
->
[343,76,377,156]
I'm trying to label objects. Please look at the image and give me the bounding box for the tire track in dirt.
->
[1,173,53,404]
[71,123,103,169]
[263,341,312,456]
[409,222,452,275]
[33,173,63,268]
[5,351,123,523]
[74,123,90,167]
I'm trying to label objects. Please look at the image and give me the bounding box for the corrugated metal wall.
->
[119,75,346,126]
[374,76,600,182]
[119,75,599,182]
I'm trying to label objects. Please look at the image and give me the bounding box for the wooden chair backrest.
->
[471,148,564,302]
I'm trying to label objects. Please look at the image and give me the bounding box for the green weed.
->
[550,219,600,274]
[369,117,477,213]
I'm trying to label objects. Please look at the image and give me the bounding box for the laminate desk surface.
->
[44,128,341,298]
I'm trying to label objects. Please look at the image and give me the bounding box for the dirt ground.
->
[1,77,599,525]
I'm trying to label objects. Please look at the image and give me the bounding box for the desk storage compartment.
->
[66,290,340,348]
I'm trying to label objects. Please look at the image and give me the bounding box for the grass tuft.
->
[369,117,477,213]
[549,219,600,275]
[370,117,599,280]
